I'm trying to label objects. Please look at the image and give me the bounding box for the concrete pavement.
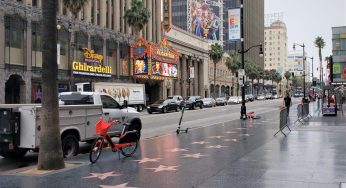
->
[0,100,345,188]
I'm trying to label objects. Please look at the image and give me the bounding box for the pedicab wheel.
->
[176,129,179,134]
[120,139,139,157]
[89,137,104,163]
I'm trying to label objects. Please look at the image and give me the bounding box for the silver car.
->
[228,96,242,104]
[202,98,216,107]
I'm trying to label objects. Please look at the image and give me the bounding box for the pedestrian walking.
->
[283,93,292,115]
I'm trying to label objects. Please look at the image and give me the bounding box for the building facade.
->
[0,0,212,104]
[332,26,346,85]
[264,20,288,75]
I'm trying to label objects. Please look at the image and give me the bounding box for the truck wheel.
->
[62,135,79,158]
[200,104,203,109]
[0,148,28,159]
[137,105,143,112]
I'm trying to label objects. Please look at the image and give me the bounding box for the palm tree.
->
[209,43,223,98]
[314,36,326,87]
[63,0,88,90]
[38,0,65,170]
[245,60,258,95]
[124,0,151,37]
[226,51,241,95]
[124,0,150,83]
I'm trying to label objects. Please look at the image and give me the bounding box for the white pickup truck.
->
[0,92,142,159]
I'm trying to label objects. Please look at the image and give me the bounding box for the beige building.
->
[264,20,289,95]
[208,54,234,98]
[0,0,210,104]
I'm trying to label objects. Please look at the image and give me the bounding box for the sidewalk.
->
[0,103,345,188]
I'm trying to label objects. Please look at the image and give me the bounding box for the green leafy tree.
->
[226,51,241,95]
[209,43,223,98]
[38,0,65,170]
[124,0,151,36]
[245,60,259,95]
[314,36,326,87]
[63,0,88,18]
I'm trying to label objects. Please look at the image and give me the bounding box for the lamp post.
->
[239,0,263,119]
[306,56,314,97]
[293,43,306,100]
[56,24,61,66]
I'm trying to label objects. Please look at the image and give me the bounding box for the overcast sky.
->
[265,0,346,77]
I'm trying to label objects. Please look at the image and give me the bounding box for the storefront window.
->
[120,42,130,76]
[31,21,42,69]
[5,15,25,65]
[75,32,88,61]
[106,39,117,75]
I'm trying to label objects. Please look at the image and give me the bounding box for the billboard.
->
[228,9,240,40]
[150,62,178,78]
[135,60,148,75]
[189,0,222,41]
[332,62,346,83]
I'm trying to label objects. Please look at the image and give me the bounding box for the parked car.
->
[202,98,216,107]
[293,92,300,98]
[273,94,279,99]
[167,95,184,107]
[265,93,273,100]
[147,99,179,114]
[215,97,228,106]
[245,94,254,102]
[257,95,265,100]
[181,96,204,110]
[228,96,242,104]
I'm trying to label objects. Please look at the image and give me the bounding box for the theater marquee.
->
[72,48,112,78]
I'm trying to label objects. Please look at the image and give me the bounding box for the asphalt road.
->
[0,98,293,172]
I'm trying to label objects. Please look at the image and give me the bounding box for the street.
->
[0,99,287,172]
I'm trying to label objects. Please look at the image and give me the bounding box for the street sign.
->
[238,76,244,85]
[238,69,245,77]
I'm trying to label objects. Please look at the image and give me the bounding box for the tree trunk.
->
[251,79,254,95]
[38,0,65,170]
[213,61,216,99]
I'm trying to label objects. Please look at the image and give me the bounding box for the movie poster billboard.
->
[135,60,148,75]
[228,8,240,40]
[190,0,222,41]
[150,62,177,78]
[332,62,346,83]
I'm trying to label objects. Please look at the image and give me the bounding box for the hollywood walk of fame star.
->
[83,171,121,180]
[209,136,224,139]
[224,139,238,142]
[99,183,138,188]
[192,141,209,144]
[168,148,189,152]
[239,134,252,137]
[206,145,228,149]
[224,131,237,134]
[133,158,161,164]
[146,165,178,172]
[236,128,247,130]
[182,153,208,159]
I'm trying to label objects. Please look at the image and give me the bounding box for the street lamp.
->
[293,43,306,100]
[239,0,263,119]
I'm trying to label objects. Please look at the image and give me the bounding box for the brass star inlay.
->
[83,171,121,180]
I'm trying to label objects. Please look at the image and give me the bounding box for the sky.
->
[265,0,346,78]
